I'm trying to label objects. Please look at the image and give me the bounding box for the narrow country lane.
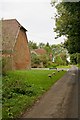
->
[23,66,79,118]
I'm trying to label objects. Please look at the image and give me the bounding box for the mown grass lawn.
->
[57,65,71,68]
[2,70,66,118]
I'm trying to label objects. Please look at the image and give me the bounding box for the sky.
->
[0,0,65,45]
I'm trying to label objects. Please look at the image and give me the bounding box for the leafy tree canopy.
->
[51,1,80,54]
[28,41,38,49]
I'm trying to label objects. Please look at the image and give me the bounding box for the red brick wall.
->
[13,29,31,70]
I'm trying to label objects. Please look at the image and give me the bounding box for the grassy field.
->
[57,65,71,68]
[2,70,66,118]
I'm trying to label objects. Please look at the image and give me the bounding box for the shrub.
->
[77,53,80,64]
[31,53,41,68]
[2,57,7,76]
[70,53,80,64]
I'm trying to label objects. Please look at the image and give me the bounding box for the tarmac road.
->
[23,66,79,118]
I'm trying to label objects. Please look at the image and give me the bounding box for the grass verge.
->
[77,64,80,68]
[2,70,66,118]
[57,65,71,68]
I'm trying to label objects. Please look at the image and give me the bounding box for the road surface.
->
[23,66,79,118]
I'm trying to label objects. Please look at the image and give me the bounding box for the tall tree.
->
[28,41,38,49]
[51,1,80,54]
[38,43,45,48]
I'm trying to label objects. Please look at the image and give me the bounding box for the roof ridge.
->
[2,18,16,21]
[2,19,27,31]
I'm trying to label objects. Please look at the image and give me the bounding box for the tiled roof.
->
[34,48,47,55]
[2,19,27,52]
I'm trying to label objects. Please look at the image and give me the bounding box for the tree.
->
[70,53,77,64]
[28,41,38,49]
[51,1,80,54]
[31,53,41,68]
[55,55,63,65]
[39,54,49,67]
[44,42,52,55]
[38,43,45,48]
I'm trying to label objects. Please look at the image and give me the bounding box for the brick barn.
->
[2,19,31,70]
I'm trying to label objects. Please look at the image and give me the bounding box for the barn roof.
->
[2,19,27,52]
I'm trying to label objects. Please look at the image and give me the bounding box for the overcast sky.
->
[0,0,65,45]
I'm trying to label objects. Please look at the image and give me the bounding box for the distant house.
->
[2,19,31,70]
[31,48,47,55]
[31,48,53,61]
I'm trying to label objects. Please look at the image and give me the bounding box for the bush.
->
[70,53,80,64]
[39,55,49,68]
[31,53,41,68]
[77,53,80,64]
[2,76,36,103]
[47,62,58,68]
[2,57,7,75]
[55,56,64,65]
[0,59,2,75]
